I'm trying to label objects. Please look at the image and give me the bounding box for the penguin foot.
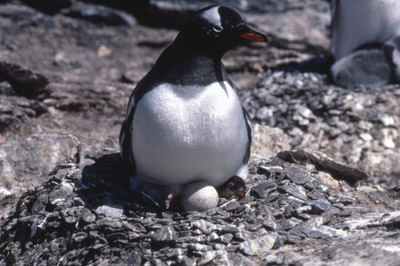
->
[165,190,176,210]
[130,177,178,210]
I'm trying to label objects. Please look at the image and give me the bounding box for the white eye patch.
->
[200,6,222,27]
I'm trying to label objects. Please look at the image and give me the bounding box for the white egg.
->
[181,182,219,212]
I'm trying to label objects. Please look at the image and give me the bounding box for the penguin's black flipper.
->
[119,93,136,174]
[242,106,253,164]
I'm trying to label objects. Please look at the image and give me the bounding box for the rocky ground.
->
[0,0,399,265]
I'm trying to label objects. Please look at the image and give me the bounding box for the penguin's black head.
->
[175,5,268,58]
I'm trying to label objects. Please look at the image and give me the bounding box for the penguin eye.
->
[212,25,223,33]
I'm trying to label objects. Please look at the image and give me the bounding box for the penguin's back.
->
[332,0,400,60]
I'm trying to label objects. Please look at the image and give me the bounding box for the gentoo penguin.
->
[331,0,400,60]
[119,5,267,209]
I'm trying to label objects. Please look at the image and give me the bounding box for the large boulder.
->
[0,134,80,201]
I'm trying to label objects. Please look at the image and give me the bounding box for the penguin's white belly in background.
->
[332,0,400,60]
[132,81,248,186]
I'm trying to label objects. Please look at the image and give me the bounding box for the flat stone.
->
[216,226,240,235]
[250,183,270,199]
[151,226,177,243]
[96,218,122,230]
[81,208,96,224]
[95,205,124,219]
[239,235,276,256]
[224,200,241,212]
[286,168,311,185]
[70,232,88,244]
[198,250,225,265]
[281,217,302,231]
[207,232,220,242]
[31,194,48,214]
[188,243,209,252]
[191,220,216,235]
[107,232,128,243]
[302,226,346,239]
[307,199,331,214]
[220,233,233,244]
[328,194,356,205]
[63,215,77,224]
[280,183,307,200]
[234,232,247,242]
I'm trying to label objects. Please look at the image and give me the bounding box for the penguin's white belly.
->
[332,0,400,60]
[132,81,248,186]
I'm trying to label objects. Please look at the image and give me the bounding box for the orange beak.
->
[235,191,245,199]
[238,24,268,43]
[240,32,267,43]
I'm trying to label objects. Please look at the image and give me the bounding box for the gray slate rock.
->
[151,226,177,243]
[302,226,346,239]
[280,183,306,200]
[308,199,331,214]
[96,204,124,218]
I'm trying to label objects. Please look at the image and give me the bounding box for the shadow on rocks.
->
[78,151,146,217]
[272,55,333,75]
[78,150,174,218]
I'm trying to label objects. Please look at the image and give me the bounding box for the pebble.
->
[224,200,241,212]
[220,233,233,244]
[207,232,220,242]
[250,183,269,198]
[234,232,247,242]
